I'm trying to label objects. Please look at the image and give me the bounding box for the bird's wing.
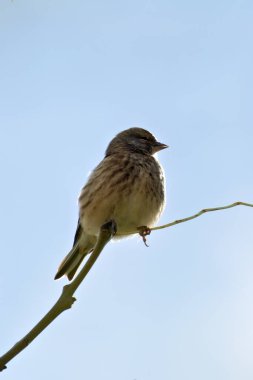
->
[72,218,83,247]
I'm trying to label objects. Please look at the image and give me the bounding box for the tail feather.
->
[66,252,92,281]
[55,220,97,280]
[54,244,91,280]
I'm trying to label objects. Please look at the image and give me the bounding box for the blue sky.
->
[0,0,253,379]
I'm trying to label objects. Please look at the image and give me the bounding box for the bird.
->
[54,127,168,280]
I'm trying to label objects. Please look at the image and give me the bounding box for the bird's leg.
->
[137,226,151,247]
[102,219,117,237]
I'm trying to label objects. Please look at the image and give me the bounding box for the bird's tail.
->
[54,244,92,281]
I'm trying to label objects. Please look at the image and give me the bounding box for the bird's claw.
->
[137,226,151,247]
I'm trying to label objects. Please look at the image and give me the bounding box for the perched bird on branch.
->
[55,127,168,280]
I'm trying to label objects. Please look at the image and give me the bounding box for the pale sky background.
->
[0,1,253,379]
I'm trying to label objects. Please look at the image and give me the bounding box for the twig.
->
[152,201,253,231]
[117,201,253,236]
[0,220,116,372]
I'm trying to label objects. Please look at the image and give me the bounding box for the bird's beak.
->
[152,142,169,153]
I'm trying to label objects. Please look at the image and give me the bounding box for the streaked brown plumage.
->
[55,128,168,280]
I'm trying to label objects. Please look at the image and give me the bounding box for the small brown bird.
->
[54,128,168,280]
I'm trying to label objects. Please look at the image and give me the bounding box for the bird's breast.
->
[79,154,166,236]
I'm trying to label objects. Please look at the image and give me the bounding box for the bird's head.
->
[105,128,168,156]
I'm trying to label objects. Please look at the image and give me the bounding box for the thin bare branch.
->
[117,201,253,236]
[152,201,253,231]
